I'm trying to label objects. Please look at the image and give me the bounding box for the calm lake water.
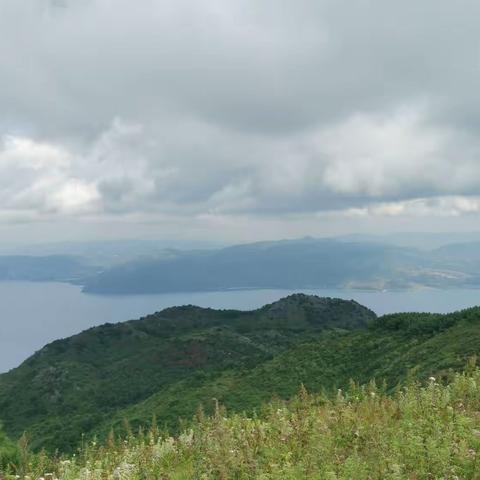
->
[1,281,479,373]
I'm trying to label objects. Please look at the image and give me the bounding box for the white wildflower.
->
[178,429,194,447]
[113,462,135,480]
[153,437,176,459]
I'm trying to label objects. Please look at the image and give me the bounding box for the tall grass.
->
[4,364,480,479]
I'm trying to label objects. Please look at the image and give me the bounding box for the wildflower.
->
[429,377,436,382]
[178,429,194,447]
[153,437,176,459]
[113,462,135,480]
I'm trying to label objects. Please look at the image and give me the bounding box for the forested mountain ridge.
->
[2,294,480,456]
[0,294,374,451]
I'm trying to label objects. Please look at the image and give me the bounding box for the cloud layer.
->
[1,0,480,241]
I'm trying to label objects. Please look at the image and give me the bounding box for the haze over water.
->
[1,281,479,373]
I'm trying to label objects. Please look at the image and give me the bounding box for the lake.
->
[1,281,479,373]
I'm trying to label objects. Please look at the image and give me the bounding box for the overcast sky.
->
[1,0,480,245]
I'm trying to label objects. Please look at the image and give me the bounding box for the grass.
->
[4,362,480,479]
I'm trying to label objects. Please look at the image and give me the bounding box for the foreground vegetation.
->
[0,424,18,471]
[3,365,480,479]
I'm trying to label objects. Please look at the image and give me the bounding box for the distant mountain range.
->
[1,237,480,293]
[1,294,480,454]
[81,238,480,294]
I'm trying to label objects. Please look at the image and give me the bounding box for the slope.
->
[95,306,480,443]
[0,294,374,451]
[8,368,480,479]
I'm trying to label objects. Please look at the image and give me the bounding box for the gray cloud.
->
[1,0,480,242]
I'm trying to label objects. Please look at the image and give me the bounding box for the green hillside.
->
[101,305,480,443]
[5,367,480,479]
[0,294,374,451]
[2,294,480,457]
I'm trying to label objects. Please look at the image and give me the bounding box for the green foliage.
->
[371,307,480,334]
[93,304,480,447]
[3,294,480,477]
[0,295,374,452]
[7,367,480,479]
[0,424,18,472]
[3,296,480,456]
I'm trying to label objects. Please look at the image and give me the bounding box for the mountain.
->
[1,238,479,294]
[99,305,480,449]
[0,255,98,283]
[82,237,480,295]
[0,240,222,268]
[434,241,480,268]
[2,295,480,455]
[337,231,480,249]
[82,238,438,294]
[0,294,374,451]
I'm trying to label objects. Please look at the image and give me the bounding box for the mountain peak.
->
[262,294,376,329]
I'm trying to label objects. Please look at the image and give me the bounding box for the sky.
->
[1,0,480,245]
